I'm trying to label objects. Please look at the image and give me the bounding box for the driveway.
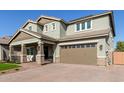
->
[0,63,124,82]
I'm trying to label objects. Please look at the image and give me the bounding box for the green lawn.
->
[0,63,21,71]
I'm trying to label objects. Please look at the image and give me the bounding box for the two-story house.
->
[9,11,115,66]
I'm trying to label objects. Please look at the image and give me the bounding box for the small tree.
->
[116,41,124,52]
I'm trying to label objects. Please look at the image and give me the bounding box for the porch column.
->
[9,45,14,61]
[36,42,44,65]
[21,44,27,63]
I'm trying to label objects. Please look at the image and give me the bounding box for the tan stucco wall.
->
[23,21,67,39]
[60,22,66,37]
[24,23,38,32]
[66,16,110,36]
[97,38,106,59]
[42,21,61,39]
[53,44,60,63]
[37,25,42,33]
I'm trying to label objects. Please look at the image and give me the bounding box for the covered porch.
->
[9,41,55,65]
[9,29,57,65]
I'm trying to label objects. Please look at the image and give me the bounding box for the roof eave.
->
[109,11,116,37]
[21,20,37,28]
[59,34,109,42]
[36,15,67,24]
[8,29,41,45]
[68,11,113,24]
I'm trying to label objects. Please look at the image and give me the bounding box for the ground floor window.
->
[27,47,36,55]
[61,43,96,49]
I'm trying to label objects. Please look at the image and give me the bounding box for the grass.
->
[0,63,21,71]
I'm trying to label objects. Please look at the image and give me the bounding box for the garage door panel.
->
[60,44,97,65]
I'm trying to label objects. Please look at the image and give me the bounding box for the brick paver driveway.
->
[0,63,124,82]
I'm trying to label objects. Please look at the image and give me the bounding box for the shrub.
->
[116,41,124,52]
[1,71,6,74]
[15,68,20,71]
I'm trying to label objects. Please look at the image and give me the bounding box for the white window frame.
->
[81,22,85,30]
[44,24,48,32]
[75,20,92,32]
[51,22,56,30]
[29,26,32,31]
[85,20,92,30]
[75,23,80,32]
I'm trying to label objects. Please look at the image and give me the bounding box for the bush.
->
[15,68,20,71]
[1,71,6,74]
[116,41,124,52]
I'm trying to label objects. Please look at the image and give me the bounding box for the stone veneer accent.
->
[55,57,60,63]
[36,54,44,64]
[97,58,106,66]
[20,54,27,63]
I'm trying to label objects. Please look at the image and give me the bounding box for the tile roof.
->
[21,29,58,41]
[59,29,110,41]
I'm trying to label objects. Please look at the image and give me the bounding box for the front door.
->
[44,46,48,59]
[27,47,36,62]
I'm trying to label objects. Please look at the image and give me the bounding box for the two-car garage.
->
[60,43,97,65]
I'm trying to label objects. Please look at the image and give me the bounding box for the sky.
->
[0,10,123,47]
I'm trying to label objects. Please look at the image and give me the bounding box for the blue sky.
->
[0,10,123,47]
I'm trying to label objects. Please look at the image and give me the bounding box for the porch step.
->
[42,59,52,65]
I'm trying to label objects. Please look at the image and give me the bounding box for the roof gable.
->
[11,31,35,43]
[37,17,56,25]
[21,20,37,28]
[9,29,41,44]
[9,29,57,44]
[36,15,67,25]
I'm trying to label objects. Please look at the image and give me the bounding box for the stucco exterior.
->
[55,37,106,65]
[9,11,115,65]
[66,16,110,36]
[24,22,38,32]
[42,21,61,39]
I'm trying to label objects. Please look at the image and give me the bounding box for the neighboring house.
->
[0,36,10,61]
[9,11,115,65]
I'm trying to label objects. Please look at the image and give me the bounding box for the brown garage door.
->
[60,43,97,65]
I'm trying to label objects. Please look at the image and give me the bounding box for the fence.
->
[113,52,124,64]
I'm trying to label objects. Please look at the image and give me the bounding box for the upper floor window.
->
[75,20,92,32]
[76,23,80,31]
[52,23,56,30]
[45,25,48,31]
[81,22,85,30]
[86,20,91,29]
[29,26,32,31]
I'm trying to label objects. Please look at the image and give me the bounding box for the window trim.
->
[51,22,56,30]
[75,20,92,32]
[81,22,85,30]
[61,43,96,49]
[44,25,48,32]
[75,23,80,31]
[29,26,32,31]
[86,20,92,30]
